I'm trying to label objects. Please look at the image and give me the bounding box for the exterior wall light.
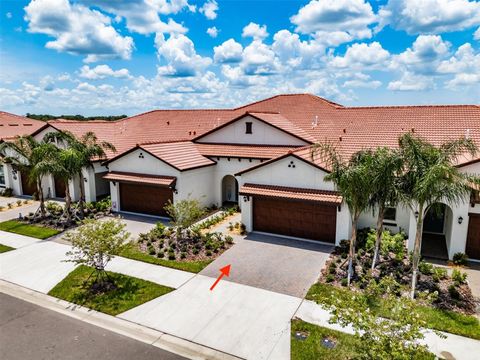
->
[243,195,249,202]
[458,216,463,224]
[414,211,419,218]
[113,181,117,187]
[84,177,88,183]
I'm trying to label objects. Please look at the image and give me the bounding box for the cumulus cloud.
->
[392,35,450,74]
[242,22,269,40]
[207,26,218,38]
[330,42,390,69]
[24,0,134,62]
[6,12,12,18]
[81,0,191,34]
[155,33,212,77]
[343,79,382,89]
[214,39,243,63]
[474,27,480,40]
[290,0,377,42]
[242,40,279,75]
[387,72,434,91]
[79,64,131,80]
[200,0,218,20]
[379,0,480,34]
[437,43,480,88]
[271,30,325,69]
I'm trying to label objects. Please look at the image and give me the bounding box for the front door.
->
[466,213,480,260]
[54,177,66,199]
[20,171,36,196]
[423,205,446,234]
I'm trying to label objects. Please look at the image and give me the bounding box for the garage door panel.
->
[120,183,172,217]
[253,197,336,243]
[466,214,480,260]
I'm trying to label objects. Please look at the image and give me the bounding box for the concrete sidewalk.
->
[295,299,480,360]
[0,230,40,248]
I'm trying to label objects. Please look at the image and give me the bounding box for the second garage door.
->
[466,213,480,260]
[253,197,337,243]
[120,183,173,217]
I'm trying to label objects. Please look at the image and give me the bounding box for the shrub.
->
[364,228,405,257]
[148,246,156,255]
[7,203,13,209]
[432,267,448,282]
[46,201,63,214]
[225,235,234,244]
[340,278,348,287]
[1,187,13,197]
[205,250,212,257]
[239,223,246,235]
[16,200,22,206]
[448,284,460,299]
[180,252,187,259]
[23,200,29,205]
[228,222,234,231]
[157,251,164,258]
[165,197,205,230]
[192,248,199,255]
[325,274,334,283]
[168,251,176,260]
[418,261,434,275]
[452,269,467,285]
[452,253,468,266]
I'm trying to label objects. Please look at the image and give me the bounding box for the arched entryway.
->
[222,175,238,206]
[421,203,452,260]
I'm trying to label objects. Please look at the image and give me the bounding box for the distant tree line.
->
[25,114,127,121]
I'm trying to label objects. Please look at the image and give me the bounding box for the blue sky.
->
[0,0,479,116]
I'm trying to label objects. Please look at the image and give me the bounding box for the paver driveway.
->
[200,233,333,297]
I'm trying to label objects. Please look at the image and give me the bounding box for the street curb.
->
[0,280,243,360]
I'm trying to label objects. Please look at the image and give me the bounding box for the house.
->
[1,94,479,262]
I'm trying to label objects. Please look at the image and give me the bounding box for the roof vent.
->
[466,129,471,140]
[343,128,346,133]
[411,128,415,133]
[339,136,342,142]
[167,121,170,125]
[312,115,318,128]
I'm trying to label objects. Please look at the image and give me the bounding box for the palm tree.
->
[0,136,57,218]
[44,131,115,218]
[366,147,403,270]
[313,143,374,285]
[397,133,477,298]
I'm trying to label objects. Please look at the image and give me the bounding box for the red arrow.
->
[210,265,231,291]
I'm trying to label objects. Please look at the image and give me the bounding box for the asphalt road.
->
[0,292,187,360]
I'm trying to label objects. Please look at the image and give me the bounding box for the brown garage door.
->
[253,197,336,243]
[120,183,173,217]
[466,213,480,260]
[21,171,36,196]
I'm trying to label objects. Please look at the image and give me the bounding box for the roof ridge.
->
[340,104,480,110]
[139,139,193,146]
[234,93,344,110]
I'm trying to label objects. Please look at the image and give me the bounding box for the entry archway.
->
[222,175,238,205]
[421,203,452,260]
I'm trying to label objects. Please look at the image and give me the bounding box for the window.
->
[384,207,396,222]
[0,165,5,187]
[245,122,252,134]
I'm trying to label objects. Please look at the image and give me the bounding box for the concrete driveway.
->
[200,233,333,297]
[120,274,301,360]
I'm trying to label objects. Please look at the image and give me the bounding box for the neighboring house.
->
[1,95,479,261]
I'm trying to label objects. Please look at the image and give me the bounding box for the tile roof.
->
[239,183,342,204]
[196,143,296,159]
[103,172,176,187]
[4,94,479,166]
[140,141,216,171]
[0,111,47,140]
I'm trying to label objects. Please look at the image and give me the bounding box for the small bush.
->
[225,235,234,244]
[325,274,334,283]
[432,267,448,282]
[180,252,187,259]
[193,248,199,255]
[448,284,460,299]
[157,251,164,258]
[452,253,468,266]
[452,269,467,285]
[418,261,434,275]
[7,203,13,209]
[148,246,156,255]
[205,250,212,257]
[16,200,22,206]
[340,278,348,287]
[228,222,234,231]
[168,251,176,260]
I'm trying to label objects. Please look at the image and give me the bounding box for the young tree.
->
[312,144,373,285]
[397,133,477,298]
[0,136,58,218]
[323,276,437,360]
[64,219,130,286]
[45,131,115,218]
[165,197,205,233]
[366,148,403,269]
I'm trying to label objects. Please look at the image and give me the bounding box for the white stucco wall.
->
[358,204,411,235]
[197,115,308,146]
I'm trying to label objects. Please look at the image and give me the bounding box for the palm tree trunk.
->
[410,204,424,299]
[347,213,359,286]
[36,177,46,218]
[64,180,72,222]
[371,203,385,270]
[78,171,85,219]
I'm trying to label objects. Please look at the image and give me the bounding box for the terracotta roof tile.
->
[239,183,342,204]
[103,171,175,186]
[196,143,296,159]
[0,112,47,140]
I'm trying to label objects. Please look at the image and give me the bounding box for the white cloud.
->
[207,26,218,38]
[392,35,450,74]
[79,64,131,80]
[214,39,243,63]
[387,72,434,91]
[291,0,377,41]
[446,73,480,88]
[6,12,12,19]
[200,0,218,20]
[24,0,134,62]
[330,42,390,69]
[343,79,382,89]
[379,0,480,35]
[242,22,269,40]
[76,82,97,92]
[474,27,480,40]
[242,40,278,75]
[437,43,480,88]
[155,33,212,77]
[81,0,190,34]
[272,30,325,69]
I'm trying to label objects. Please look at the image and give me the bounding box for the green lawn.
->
[48,265,174,315]
[0,243,14,253]
[0,220,60,239]
[291,319,434,360]
[120,243,213,273]
[306,283,480,340]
